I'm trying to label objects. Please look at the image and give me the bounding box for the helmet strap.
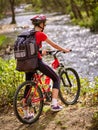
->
[38,25,44,32]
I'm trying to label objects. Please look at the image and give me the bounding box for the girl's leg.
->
[22,72,35,118]
[38,60,62,111]
[24,72,34,98]
[38,60,60,89]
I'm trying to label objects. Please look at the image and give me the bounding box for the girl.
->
[23,15,71,118]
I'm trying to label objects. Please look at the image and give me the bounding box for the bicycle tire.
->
[13,81,43,124]
[59,68,80,105]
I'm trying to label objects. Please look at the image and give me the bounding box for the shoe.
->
[22,98,34,119]
[24,112,34,119]
[51,105,63,112]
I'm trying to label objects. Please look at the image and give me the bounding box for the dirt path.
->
[0,104,97,130]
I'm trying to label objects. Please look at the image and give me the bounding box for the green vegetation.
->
[0,35,12,49]
[0,35,7,48]
[91,7,98,32]
[80,77,98,106]
[90,112,98,130]
[0,58,24,109]
[71,15,93,28]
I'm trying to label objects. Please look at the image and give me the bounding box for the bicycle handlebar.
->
[46,50,72,56]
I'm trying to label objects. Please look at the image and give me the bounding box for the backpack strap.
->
[29,29,40,52]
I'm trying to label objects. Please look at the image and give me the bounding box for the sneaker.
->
[24,112,34,119]
[21,98,34,119]
[51,105,63,112]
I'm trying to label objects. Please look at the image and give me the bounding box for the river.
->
[0,12,98,81]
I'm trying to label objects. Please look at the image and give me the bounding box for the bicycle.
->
[13,50,80,124]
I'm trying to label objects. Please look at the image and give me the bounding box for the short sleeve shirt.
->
[35,31,48,59]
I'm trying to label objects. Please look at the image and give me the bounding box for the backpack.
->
[14,29,39,72]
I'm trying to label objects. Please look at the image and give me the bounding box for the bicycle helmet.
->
[30,14,46,26]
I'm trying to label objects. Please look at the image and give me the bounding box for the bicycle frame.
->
[25,73,51,103]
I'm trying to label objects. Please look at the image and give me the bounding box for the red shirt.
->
[35,31,47,59]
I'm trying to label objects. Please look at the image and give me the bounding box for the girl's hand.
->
[42,49,47,56]
[63,49,72,53]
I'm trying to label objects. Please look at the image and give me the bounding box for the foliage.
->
[91,7,98,32]
[80,77,98,106]
[71,17,93,28]
[0,35,12,49]
[0,35,6,47]
[90,111,98,130]
[0,58,24,108]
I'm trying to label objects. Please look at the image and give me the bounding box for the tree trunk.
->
[83,0,90,17]
[9,0,16,24]
[70,0,83,19]
[53,0,68,13]
[41,0,49,11]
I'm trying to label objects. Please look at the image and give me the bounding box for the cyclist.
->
[23,14,71,118]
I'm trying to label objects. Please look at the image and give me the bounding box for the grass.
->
[0,35,13,49]
[0,35,6,46]
[90,112,98,130]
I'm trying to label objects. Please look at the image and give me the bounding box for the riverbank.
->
[0,23,30,34]
[0,103,98,130]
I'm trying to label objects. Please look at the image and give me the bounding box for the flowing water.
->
[0,12,98,81]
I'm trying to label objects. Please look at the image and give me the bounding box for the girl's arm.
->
[45,38,70,53]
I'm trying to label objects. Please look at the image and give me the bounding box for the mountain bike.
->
[13,50,80,124]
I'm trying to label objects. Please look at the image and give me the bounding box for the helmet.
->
[30,15,46,26]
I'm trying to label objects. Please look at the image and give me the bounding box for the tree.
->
[70,0,83,19]
[83,0,90,17]
[9,0,16,24]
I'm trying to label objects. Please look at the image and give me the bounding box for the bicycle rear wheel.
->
[13,81,43,124]
[59,68,80,105]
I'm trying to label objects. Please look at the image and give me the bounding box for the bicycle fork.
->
[61,71,72,87]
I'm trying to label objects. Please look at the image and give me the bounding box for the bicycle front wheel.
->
[13,81,43,124]
[59,68,80,105]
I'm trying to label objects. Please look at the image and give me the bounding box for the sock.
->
[23,109,28,116]
[23,108,29,117]
[51,98,58,106]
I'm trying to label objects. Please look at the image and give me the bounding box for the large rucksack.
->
[14,29,39,72]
